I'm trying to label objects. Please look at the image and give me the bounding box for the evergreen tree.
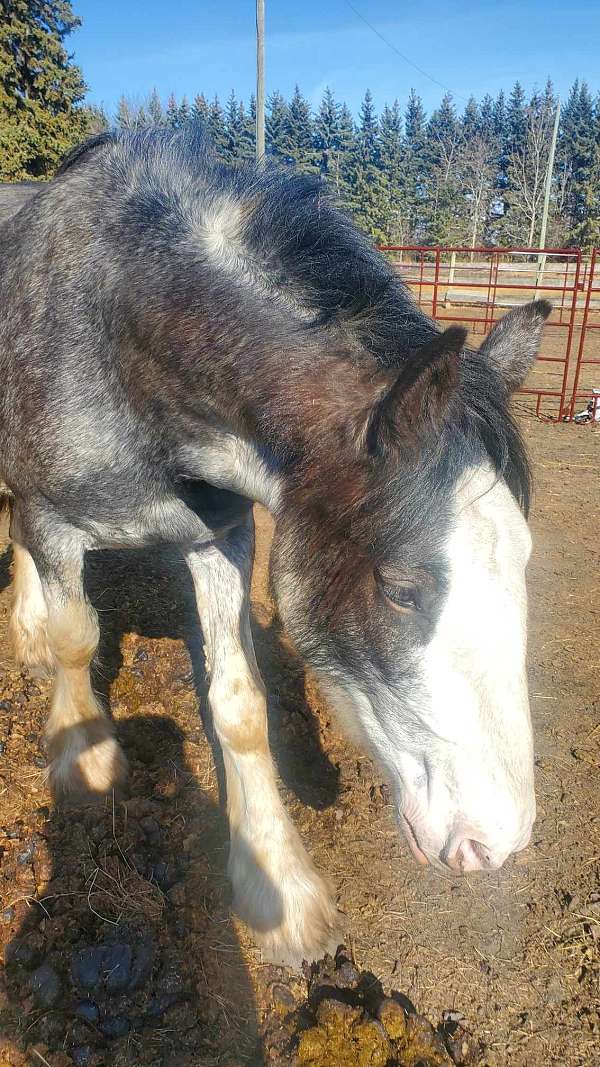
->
[479,94,495,136]
[426,93,459,170]
[379,100,408,242]
[178,95,190,127]
[116,96,135,129]
[357,88,379,164]
[574,143,600,248]
[237,98,256,163]
[335,102,357,207]
[166,92,179,129]
[348,90,389,242]
[223,89,242,162]
[379,100,403,174]
[403,89,427,240]
[560,80,596,234]
[283,85,316,171]
[424,93,463,243]
[498,82,529,233]
[492,90,507,142]
[265,90,288,160]
[148,88,164,125]
[116,97,148,130]
[207,95,227,154]
[405,88,426,147]
[192,93,209,127]
[542,78,556,111]
[461,97,480,141]
[506,82,528,154]
[0,0,91,179]
[315,87,341,178]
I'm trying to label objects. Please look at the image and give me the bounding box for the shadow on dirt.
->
[0,537,340,1065]
[0,709,264,1065]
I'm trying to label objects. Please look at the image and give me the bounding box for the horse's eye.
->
[379,579,420,613]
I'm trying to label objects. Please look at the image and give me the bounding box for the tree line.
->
[2,2,599,250]
[115,81,600,251]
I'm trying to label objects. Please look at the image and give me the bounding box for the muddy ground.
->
[0,413,598,1067]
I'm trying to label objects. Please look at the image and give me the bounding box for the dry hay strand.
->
[84,849,165,926]
[83,795,166,926]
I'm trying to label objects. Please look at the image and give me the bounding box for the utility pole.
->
[256,0,265,163]
[537,99,561,287]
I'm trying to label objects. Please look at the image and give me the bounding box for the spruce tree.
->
[265,90,288,160]
[461,97,480,141]
[192,93,209,127]
[348,90,389,242]
[283,85,316,171]
[574,144,600,248]
[499,82,529,235]
[379,100,407,242]
[166,93,179,129]
[223,90,241,163]
[403,89,427,241]
[0,0,91,179]
[237,98,256,163]
[335,102,357,208]
[424,93,463,243]
[148,88,164,125]
[357,89,379,164]
[178,95,190,128]
[379,100,403,174]
[116,96,135,129]
[207,95,227,155]
[506,82,528,154]
[315,87,341,179]
[560,80,596,233]
[493,90,507,142]
[426,93,458,169]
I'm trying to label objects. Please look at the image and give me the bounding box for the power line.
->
[343,0,468,103]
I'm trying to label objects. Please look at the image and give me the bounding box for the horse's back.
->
[0,182,41,227]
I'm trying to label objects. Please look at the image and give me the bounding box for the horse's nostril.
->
[445,838,491,872]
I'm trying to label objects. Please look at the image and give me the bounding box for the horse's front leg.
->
[185,516,339,966]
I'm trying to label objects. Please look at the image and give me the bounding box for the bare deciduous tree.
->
[455,134,498,253]
[506,101,555,245]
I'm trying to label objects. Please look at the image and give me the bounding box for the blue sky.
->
[73,0,600,119]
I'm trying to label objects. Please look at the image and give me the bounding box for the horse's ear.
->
[479,300,552,393]
[362,326,466,457]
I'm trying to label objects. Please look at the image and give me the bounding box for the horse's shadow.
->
[1,712,264,1065]
[0,528,340,1065]
[86,540,340,813]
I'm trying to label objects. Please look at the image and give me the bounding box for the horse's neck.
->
[175,347,379,516]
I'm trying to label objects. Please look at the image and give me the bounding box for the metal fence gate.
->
[378,244,600,422]
[570,247,600,421]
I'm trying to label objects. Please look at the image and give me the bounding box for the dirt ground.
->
[0,413,598,1067]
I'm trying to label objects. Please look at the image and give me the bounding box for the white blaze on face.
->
[412,463,535,868]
